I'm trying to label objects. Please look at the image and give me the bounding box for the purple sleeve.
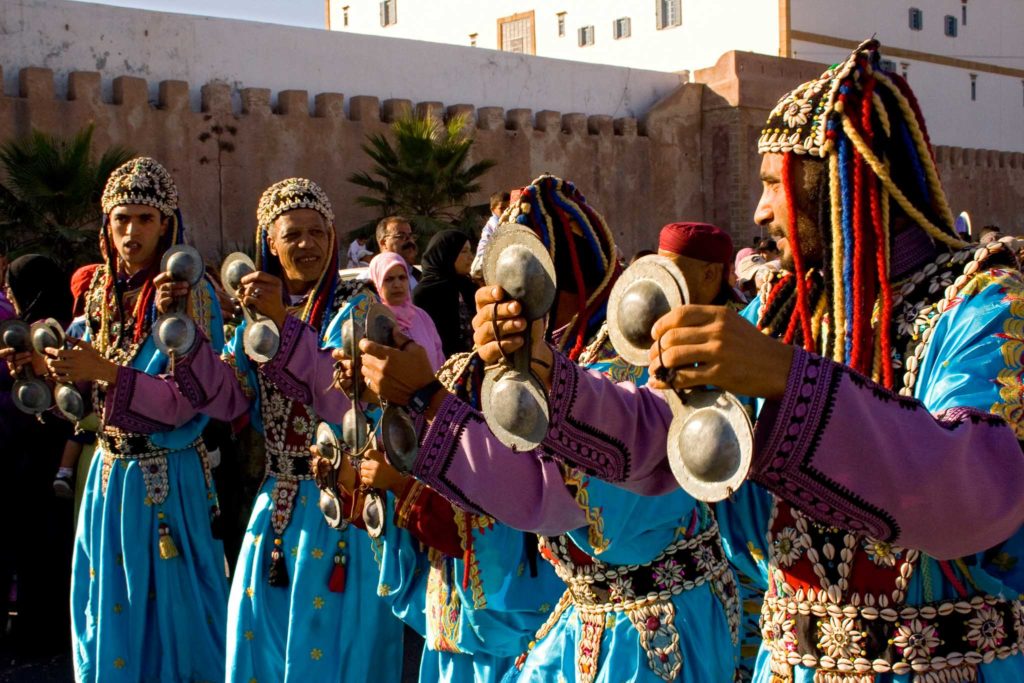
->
[103,364,203,433]
[412,393,587,536]
[751,349,1024,560]
[171,332,252,422]
[540,350,679,495]
[258,315,351,422]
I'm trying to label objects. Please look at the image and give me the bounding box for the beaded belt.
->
[540,523,736,614]
[97,434,208,506]
[97,431,179,460]
[762,593,1024,683]
[529,523,740,683]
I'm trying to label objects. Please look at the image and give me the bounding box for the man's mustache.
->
[401,241,416,251]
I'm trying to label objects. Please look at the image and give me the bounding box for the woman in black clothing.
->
[412,230,476,359]
[0,254,74,661]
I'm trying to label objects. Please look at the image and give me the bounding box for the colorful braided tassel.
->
[268,537,289,587]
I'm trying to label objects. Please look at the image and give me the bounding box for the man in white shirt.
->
[373,215,419,289]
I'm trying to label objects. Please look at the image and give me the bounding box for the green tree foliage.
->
[348,114,496,244]
[0,125,132,269]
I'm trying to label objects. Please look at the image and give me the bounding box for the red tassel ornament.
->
[328,540,347,593]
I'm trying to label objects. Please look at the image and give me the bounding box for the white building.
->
[327,0,1024,152]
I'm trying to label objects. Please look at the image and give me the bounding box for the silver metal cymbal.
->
[364,303,398,347]
[318,487,348,531]
[665,389,753,502]
[480,365,550,452]
[243,319,280,363]
[315,421,344,469]
[13,377,52,415]
[55,383,86,421]
[363,492,385,539]
[607,255,690,367]
[30,318,65,354]
[0,320,30,352]
[161,245,205,287]
[341,407,370,453]
[153,312,198,357]
[482,224,556,321]
[220,252,256,300]
[381,404,418,473]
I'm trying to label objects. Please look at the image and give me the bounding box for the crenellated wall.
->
[1,21,1021,265]
[0,64,705,259]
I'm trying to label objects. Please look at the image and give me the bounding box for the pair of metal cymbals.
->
[314,420,386,538]
[606,255,753,502]
[220,252,281,363]
[480,225,556,451]
[1,319,52,416]
[29,318,86,421]
[363,303,422,473]
[154,245,205,358]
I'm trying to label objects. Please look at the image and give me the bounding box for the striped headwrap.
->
[502,174,622,361]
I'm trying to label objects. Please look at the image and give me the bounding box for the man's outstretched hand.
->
[648,305,794,400]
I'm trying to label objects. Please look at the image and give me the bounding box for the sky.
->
[69,0,325,29]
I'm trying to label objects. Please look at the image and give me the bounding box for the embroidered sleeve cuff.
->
[258,315,312,405]
[103,365,175,434]
[545,347,578,428]
[172,329,212,408]
[541,350,631,482]
[750,348,835,482]
[412,394,487,515]
[750,349,899,541]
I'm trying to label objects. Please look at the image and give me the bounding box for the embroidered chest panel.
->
[257,374,316,480]
[767,501,917,605]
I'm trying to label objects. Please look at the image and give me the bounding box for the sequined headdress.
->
[502,174,621,361]
[101,156,179,217]
[757,39,966,387]
[255,178,339,333]
[97,157,188,346]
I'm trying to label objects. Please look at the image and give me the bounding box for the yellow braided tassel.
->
[872,72,956,231]
[841,117,966,249]
[828,153,847,362]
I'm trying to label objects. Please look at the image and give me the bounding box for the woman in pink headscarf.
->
[368,251,446,371]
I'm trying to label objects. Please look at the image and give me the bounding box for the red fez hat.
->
[658,222,734,265]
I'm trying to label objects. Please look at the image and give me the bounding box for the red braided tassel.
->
[860,78,894,388]
[781,155,815,351]
[850,147,867,372]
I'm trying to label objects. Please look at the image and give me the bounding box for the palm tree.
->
[349,114,496,241]
[0,125,132,269]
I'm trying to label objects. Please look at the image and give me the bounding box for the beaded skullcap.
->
[758,39,879,158]
[256,177,335,233]
[101,156,178,216]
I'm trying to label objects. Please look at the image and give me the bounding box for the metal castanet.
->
[480,225,556,451]
[314,422,348,530]
[1,319,52,415]
[153,245,205,358]
[311,309,388,537]
[30,319,86,421]
[364,302,420,469]
[605,255,754,502]
[219,252,281,363]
